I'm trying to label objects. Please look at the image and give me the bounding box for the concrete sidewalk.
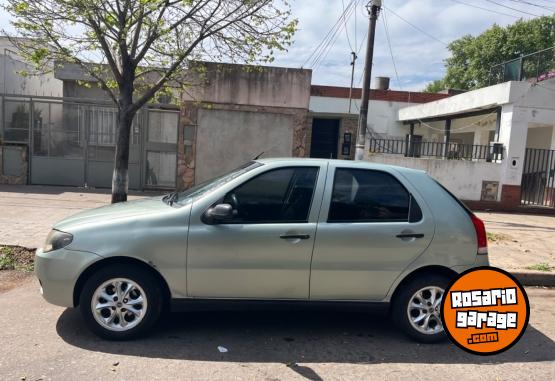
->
[0,185,160,248]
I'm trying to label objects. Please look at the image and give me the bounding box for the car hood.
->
[54,196,173,231]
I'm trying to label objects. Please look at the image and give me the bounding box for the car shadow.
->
[57,308,555,365]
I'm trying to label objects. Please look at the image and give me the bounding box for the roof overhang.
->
[398,81,529,124]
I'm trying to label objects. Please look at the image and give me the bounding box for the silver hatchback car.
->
[36,158,488,342]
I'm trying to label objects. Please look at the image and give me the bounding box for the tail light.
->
[470,213,488,255]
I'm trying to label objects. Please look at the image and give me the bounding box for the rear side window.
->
[328,168,410,222]
[433,180,473,216]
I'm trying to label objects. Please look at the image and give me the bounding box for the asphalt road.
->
[0,278,554,380]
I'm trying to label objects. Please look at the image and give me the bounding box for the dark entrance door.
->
[310,118,340,159]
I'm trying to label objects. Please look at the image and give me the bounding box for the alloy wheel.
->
[407,286,444,335]
[91,278,148,332]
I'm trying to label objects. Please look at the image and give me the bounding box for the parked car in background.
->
[35,158,488,342]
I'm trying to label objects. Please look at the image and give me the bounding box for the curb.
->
[512,271,555,287]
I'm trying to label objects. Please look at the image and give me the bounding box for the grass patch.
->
[487,232,511,243]
[0,246,34,272]
[526,263,553,272]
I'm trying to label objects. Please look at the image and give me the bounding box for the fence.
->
[521,148,555,208]
[0,94,180,189]
[489,46,555,85]
[369,137,504,162]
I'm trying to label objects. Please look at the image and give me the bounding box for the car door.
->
[187,163,327,299]
[310,164,434,300]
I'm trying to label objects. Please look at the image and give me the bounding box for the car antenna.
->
[252,151,264,160]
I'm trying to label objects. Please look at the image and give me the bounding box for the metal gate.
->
[1,95,179,190]
[521,148,555,207]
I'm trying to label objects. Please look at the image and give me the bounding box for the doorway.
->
[310,118,340,159]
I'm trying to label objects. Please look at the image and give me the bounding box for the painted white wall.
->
[309,96,413,137]
[0,38,62,97]
[398,82,514,122]
[366,154,502,201]
[526,126,553,149]
[497,104,529,186]
[396,78,555,190]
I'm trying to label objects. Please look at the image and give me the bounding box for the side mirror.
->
[204,203,233,224]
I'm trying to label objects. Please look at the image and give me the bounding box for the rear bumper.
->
[35,247,102,307]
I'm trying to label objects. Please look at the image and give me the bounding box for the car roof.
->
[255,157,426,175]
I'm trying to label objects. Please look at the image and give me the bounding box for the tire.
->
[392,274,451,343]
[79,264,164,340]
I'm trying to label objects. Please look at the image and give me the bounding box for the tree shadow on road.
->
[57,307,555,365]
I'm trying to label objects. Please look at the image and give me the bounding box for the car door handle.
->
[280,234,310,240]
[396,233,425,239]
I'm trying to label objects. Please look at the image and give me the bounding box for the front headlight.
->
[43,230,73,253]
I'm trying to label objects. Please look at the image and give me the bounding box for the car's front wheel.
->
[392,274,450,343]
[79,264,164,340]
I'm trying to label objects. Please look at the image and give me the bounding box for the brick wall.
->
[462,185,555,215]
[310,85,450,103]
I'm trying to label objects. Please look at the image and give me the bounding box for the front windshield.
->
[175,161,263,203]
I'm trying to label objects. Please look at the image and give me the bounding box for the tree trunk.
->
[111,109,133,203]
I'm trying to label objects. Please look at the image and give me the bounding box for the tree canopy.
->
[4,0,297,202]
[424,16,555,92]
[5,0,297,109]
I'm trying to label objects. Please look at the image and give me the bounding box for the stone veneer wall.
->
[177,101,310,190]
[0,145,28,185]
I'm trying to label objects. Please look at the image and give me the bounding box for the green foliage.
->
[526,263,552,272]
[423,79,446,93]
[487,232,510,242]
[0,247,15,270]
[4,0,297,109]
[0,246,35,272]
[426,16,555,90]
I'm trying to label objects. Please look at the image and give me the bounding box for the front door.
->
[310,164,434,300]
[186,164,326,299]
[310,118,340,159]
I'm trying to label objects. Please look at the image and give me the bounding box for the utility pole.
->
[355,0,382,161]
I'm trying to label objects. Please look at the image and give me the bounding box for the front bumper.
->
[35,247,102,307]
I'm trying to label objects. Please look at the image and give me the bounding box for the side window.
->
[224,167,319,223]
[328,168,410,223]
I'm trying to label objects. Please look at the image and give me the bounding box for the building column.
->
[497,104,529,207]
[406,122,415,157]
[443,119,451,158]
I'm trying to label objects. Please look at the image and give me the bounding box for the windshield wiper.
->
[163,191,179,206]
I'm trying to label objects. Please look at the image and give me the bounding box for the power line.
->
[382,7,402,90]
[341,0,355,52]
[484,0,542,17]
[312,2,357,71]
[450,0,520,18]
[507,0,555,12]
[301,0,356,68]
[383,6,449,46]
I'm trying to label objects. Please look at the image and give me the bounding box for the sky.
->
[272,0,554,91]
[0,0,553,92]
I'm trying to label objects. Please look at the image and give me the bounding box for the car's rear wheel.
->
[79,264,163,340]
[392,274,450,343]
